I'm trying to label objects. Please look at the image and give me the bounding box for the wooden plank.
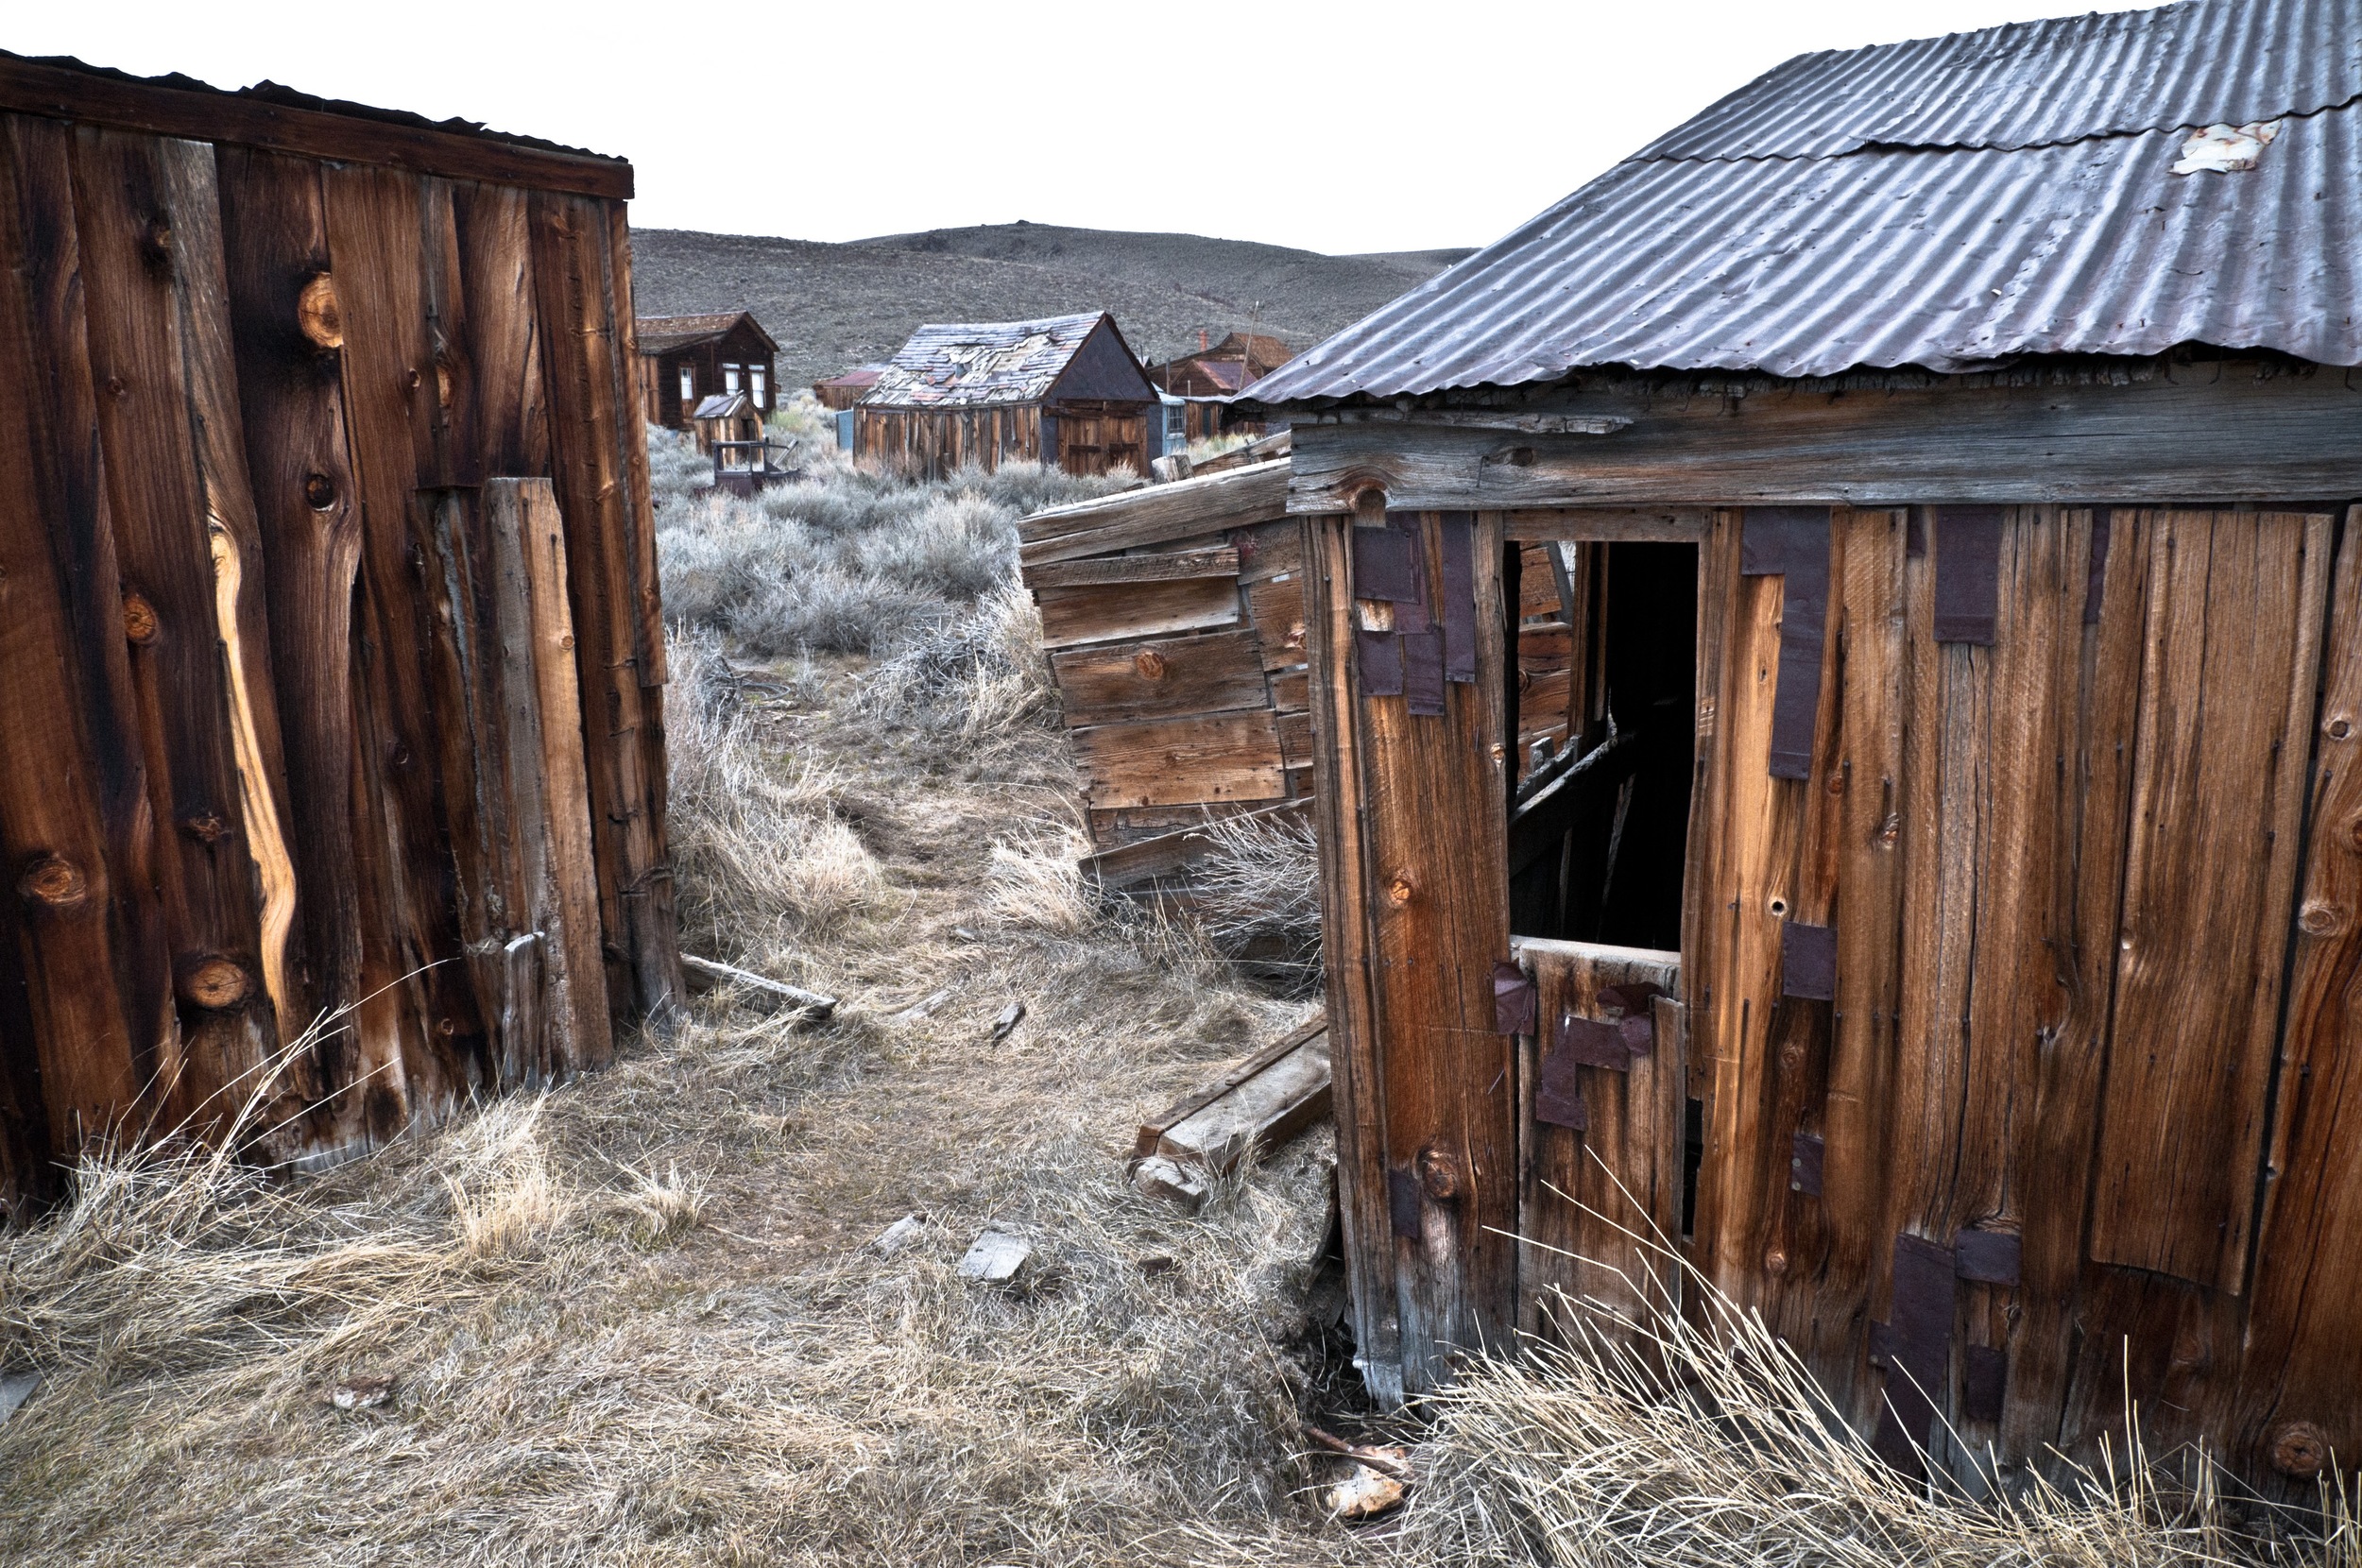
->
[1305,509,1403,1402]
[2238,505,2362,1484]
[1513,937,1684,1335]
[1036,574,1240,649]
[2089,510,2331,1293]
[215,143,407,1143]
[1019,459,1289,564]
[530,190,679,1021]
[1082,796,1309,887]
[0,55,633,199]
[0,114,148,1156]
[1361,510,1516,1394]
[1283,372,2362,511]
[73,125,282,1126]
[448,181,548,479]
[1234,518,1303,584]
[1270,671,1309,713]
[1051,627,1268,726]
[1277,710,1314,771]
[1138,1017,1332,1173]
[1505,507,1712,544]
[1023,547,1237,589]
[1072,712,1287,810]
[1244,571,1310,672]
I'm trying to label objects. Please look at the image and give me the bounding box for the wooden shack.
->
[811,364,881,411]
[0,54,681,1218]
[1220,0,2362,1496]
[1148,332,1290,444]
[637,310,777,429]
[856,312,1156,480]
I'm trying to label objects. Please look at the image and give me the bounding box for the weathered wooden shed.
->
[1230,0,2362,1496]
[811,364,882,411]
[636,310,777,430]
[856,312,1156,480]
[0,54,681,1217]
[1149,332,1289,444]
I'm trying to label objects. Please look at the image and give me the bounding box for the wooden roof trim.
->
[0,55,634,200]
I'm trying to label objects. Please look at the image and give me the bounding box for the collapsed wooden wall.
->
[0,77,679,1216]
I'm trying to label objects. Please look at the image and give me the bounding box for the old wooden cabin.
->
[0,54,681,1217]
[637,310,777,430]
[1226,0,2362,1496]
[856,312,1156,480]
[1149,331,1289,444]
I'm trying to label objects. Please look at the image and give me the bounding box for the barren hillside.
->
[628,221,1472,392]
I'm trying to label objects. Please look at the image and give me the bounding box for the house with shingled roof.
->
[855,311,1157,479]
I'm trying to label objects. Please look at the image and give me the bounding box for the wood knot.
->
[103,375,127,401]
[1764,1248,1789,1275]
[303,472,338,510]
[405,367,422,391]
[1416,1143,1462,1201]
[142,219,173,268]
[1387,873,1414,907]
[436,363,454,408]
[180,812,231,844]
[180,957,250,1011]
[297,272,343,350]
[2329,716,2354,741]
[2271,1421,2331,1477]
[436,1017,458,1037]
[2301,900,2346,938]
[122,593,159,644]
[19,856,85,907]
[1825,771,1846,794]
[1132,649,1168,680]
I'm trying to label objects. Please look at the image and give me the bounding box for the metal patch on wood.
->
[1352,527,1420,604]
[1874,1233,1958,1473]
[1953,1227,2023,1287]
[1790,1132,1825,1196]
[2083,510,2112,625]
[1439,511,1477,683]
[1599,982,1662,1058]
[1907,507,1926,558]
[1962,1345,2008,1423]
[1388,1166,1424,1239]
[1933,505,2003,644]
[1534,1042,1589,1131]
[1402,628,1446,716]
[1493,960,1536,1036]
[1556,1015,1635,1069]
[1357,628,1404,696]
[1781,919,1837,1001]
[1388,512,1431,634]
[1741,506,1830,779]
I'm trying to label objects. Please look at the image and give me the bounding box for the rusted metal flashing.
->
[1389,1167,1424,1239]
[1740,507,1830,779]
[1357,629,1404,696]
[1963,1345,2009,1423]
[1954,1227,2023,1287]
[1403,628,1446,716]
[1874,1233,1958,1472]
[2083,510,2112,624]
[1781,919,1838,1000]
[1790,1132,1825,1196]
[1493,961,1536,1036]
[1535,1041,1588,1131]
[1934,505,2003,644]
[1352,528,1420,604]
[1439,512,1478,682]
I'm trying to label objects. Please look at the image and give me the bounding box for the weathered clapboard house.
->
[1223,0,2362,1495]
[0,55,680,1216]
[637,310,777,429]
[856,312,1157,480]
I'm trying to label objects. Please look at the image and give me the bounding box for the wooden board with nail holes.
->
[1036,574,1241,649]
[1050,628,1268,725]
[1070,711,1288,810]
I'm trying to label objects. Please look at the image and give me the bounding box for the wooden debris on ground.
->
[0,1373,38,1426]
[328,1374,395,1412]
[1131,1014,1330,1188]
[890,988,952,1024]
[957,1230,1032,1283]
[873,1215,924,1255]
[1306,1423,1411,1519]
[989,1001,1026,1042]
[1129,1155,1207,1213]
[680,954,837,1019]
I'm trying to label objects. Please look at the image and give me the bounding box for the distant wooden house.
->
[1149,332,1292,443]
[637,312,778,430]
[811,365,883,410]
[856,312,1156,480]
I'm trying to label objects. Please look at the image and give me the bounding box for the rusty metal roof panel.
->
[864,312,1108,407]
[1247,0,2362,402]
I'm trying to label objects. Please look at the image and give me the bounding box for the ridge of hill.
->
[627,221,1472,394]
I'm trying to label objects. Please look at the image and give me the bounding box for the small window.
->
[723,364,742,394]
[750,366,767,406]
[677,364,694,401]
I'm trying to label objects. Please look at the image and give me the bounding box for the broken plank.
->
[1023,547,1238,589]
[1051,627,1269,725]
[1072,711,1287,810]
[1245,571,1311,672]
[680,953,836,1019]
[1020,460,1291,564]
[1135,1014,1331,1173]
[1081,796,1310,888]
[1036,575,1240,649]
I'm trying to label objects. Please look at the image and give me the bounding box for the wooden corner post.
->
[1305,491,1516,1401]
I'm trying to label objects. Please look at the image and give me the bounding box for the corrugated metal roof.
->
[864,313,1106,407]
[1247,0,2362,402]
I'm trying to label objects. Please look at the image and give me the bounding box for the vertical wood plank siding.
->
[0,108,673,1216]
[1313,489,2362,1491]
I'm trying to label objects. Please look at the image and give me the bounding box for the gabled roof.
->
[814,365,885,388]
[1247,0,2362,402]
[864,313,1112,407]
[637,312,779,357]
[691,392,754,421]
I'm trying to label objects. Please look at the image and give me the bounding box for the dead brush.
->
[1184,808,1323,990]
[1395,1220,2360,1568]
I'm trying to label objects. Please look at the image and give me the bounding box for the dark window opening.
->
[1506,539,1698,951]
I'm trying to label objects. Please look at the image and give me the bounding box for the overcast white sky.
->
[14,1,2145,255]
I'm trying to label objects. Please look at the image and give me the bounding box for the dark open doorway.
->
[1506,539,1698,951]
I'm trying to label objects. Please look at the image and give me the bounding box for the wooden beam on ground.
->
[1133,1014,1331,1174]
[680,953,837,1019]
